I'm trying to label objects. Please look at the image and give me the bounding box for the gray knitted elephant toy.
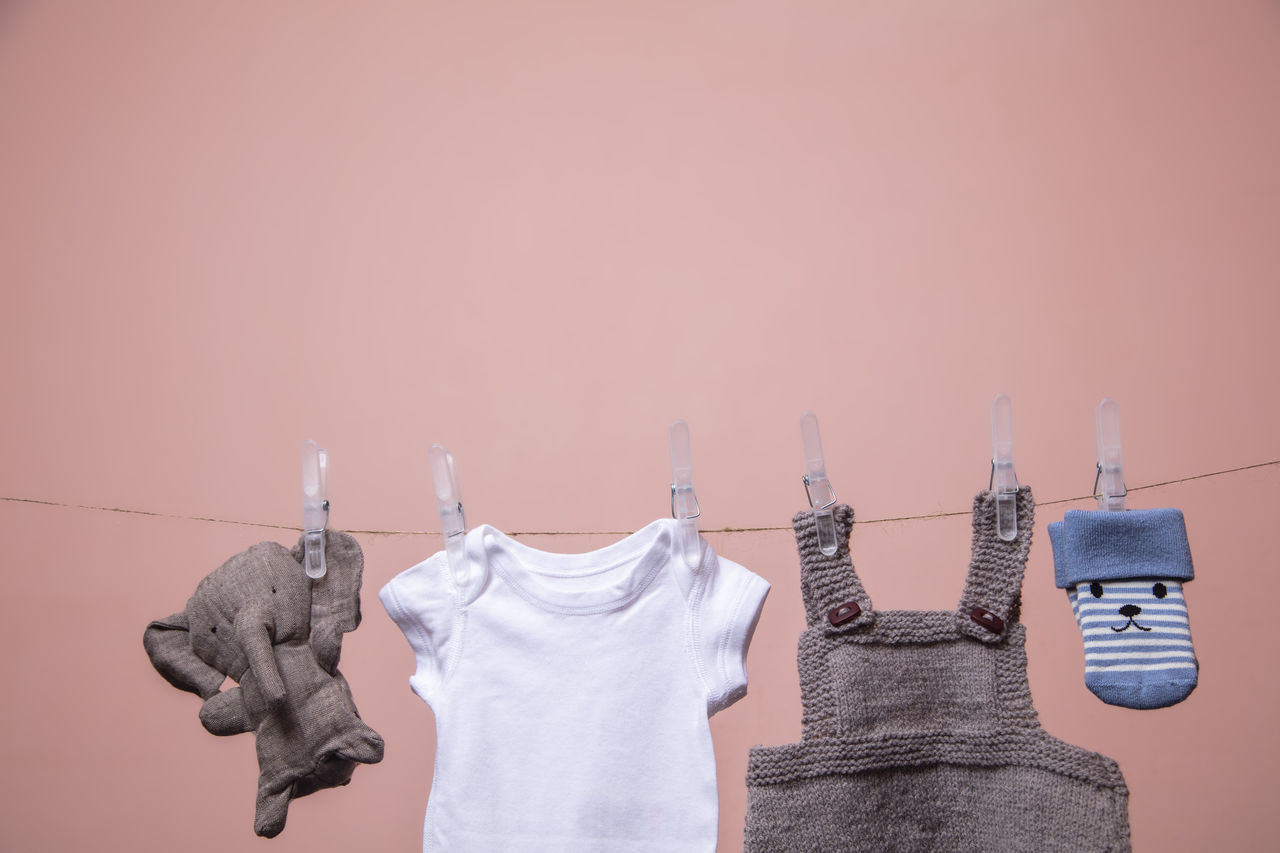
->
[144,530,384,837]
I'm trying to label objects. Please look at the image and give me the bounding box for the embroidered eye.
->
[1090,582,1104,598]
[1153,582,1168,599]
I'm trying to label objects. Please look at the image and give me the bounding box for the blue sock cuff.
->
[1052,508,1194,588]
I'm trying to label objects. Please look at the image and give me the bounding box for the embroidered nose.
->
[1119,604,1142,617]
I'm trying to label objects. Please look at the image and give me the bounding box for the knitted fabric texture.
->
[744,490,1131,852]
[144,531,384,837]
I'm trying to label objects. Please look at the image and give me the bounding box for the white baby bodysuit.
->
[380,518,770,852]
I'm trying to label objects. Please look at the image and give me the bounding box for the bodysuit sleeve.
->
[691,551,771,716]
[379,552,463,706]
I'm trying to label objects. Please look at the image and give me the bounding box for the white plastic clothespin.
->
[1094,398,1126,512]
[429,444,469,586]
[800,411,839,556]
[301,440,329,579]
[668,420,702,569]
[989,394,1019,542]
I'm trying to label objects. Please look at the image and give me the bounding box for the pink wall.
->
[2,1,1278,849]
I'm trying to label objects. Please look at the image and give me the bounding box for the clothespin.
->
[429,444,468,585]
[800,411,839,556]
[1094,398,1126,512]
[668,420,702,569]
[989,394,1019,541]
[300,440,329,579]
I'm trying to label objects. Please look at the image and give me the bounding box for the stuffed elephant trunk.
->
[235,605,289,708]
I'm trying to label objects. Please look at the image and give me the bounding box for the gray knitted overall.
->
[745,489,1130,852]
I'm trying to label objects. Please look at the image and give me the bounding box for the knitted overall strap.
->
[794,504,875,633]
[955,487,1035,643]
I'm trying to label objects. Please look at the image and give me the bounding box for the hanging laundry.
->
[143,531,384,837]
[744,492,1131,851]
[1051,508,1198,709]
[381,518,769,852]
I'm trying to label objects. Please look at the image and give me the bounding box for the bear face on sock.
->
[1076,579,1187,634]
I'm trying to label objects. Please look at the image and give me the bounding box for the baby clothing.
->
[744,491,1131,852]
[1050,508,1198,709]
[381,518,770,852]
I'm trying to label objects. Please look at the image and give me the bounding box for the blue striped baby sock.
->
[1049,508,1198,709]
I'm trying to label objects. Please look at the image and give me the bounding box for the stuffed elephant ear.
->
[295,530,365,673]
[144,611,226,699]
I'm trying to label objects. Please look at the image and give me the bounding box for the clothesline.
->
[2,458,1275,537]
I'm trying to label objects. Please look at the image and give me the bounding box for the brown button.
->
[969,607,1005,634]
[828,601,861,626]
